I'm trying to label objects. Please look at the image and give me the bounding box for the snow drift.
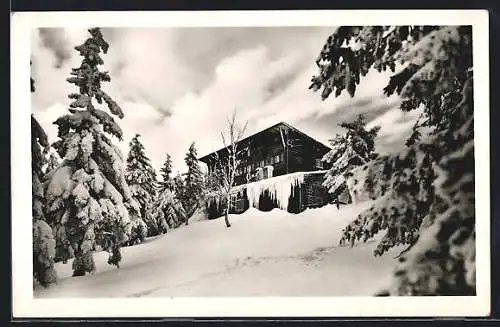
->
[34,201,401,298]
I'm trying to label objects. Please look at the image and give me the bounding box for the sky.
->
[31,27,421,174]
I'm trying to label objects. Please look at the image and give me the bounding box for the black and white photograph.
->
[11,10,490,317]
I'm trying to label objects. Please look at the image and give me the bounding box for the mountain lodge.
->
[199,122,339,218]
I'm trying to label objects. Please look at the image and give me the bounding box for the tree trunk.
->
[224,210,231,228]
[107,245,122,268]
[224,193,232,228]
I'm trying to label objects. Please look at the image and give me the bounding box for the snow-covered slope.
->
[35,202,401,298]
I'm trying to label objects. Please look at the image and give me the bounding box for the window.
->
[315,159,323,169]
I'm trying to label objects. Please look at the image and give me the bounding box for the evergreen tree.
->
[153,188,186,231]
[322,114,380,200]
[183,143,204,222]
[31,69,57,287]
[310,26,474,295]
[158,153,174,193]
[44,28,140,276]
[173,172,184,198]
[203,170,223,201]
[125,134,156,241]
[152,165,187,232]
[147,154,175,235]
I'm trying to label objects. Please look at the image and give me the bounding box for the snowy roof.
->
[198,121,331,163]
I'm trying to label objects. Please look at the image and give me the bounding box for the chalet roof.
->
[198,121,331,163]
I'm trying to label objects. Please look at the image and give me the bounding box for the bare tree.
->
[211,111,248,228]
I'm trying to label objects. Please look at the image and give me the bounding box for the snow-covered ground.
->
[35,201,402,298]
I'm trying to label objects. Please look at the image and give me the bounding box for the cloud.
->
[31,28,90,112]
[34,102,66,146]
[103,28,194,116]
[31,26,420,175]
[144,45,302,171]
[366,106,423,153]
[38,29,72,68]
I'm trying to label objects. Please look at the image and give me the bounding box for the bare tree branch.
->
[208,108,248,228]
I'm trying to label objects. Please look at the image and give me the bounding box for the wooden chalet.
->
[199,122,337,218]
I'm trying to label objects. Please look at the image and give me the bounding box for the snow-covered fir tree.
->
[44,28,140,276]
[182,143,204,222]
[147,154,176,235]
[31,70,57,287]
[310,26,474,295]
[125,134,156,241]
[153,187,187,231]
[153,168,187,231]
[203,169,224,203]
[173,172,185,199]
[158,153,174,194]
[322,114,380,201]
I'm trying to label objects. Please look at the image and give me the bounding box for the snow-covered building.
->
[199,122,336,218]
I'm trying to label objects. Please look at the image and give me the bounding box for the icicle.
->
[206,192,221,211]
[245,172,306,210]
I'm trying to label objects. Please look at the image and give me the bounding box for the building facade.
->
[199,122,339,218]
